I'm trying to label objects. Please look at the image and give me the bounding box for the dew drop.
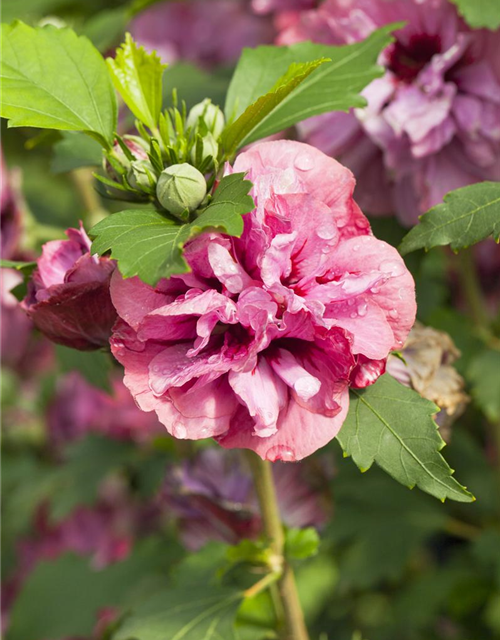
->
[350,312,357,318]
[294,155,313,171]
[316,224,337,240]
[389,308,398,319]
[265,445,296,462]
[357,301,368,317]
[173,423,187,439]
[353,244,360,252]
[379,259,405,277]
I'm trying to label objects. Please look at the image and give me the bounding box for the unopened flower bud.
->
[127,160,156,191]
[187,99,225,139]
[156,164,207,216]
[191,133,219,165]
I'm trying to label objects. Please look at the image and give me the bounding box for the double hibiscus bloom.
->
[23,141,416,461]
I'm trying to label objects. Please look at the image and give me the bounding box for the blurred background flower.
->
[277,0,500,224]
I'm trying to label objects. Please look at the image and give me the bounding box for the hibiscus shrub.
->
[1,1,500,640]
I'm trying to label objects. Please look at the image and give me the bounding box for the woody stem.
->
[244,450,310,640]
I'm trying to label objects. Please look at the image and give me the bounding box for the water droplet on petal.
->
[350,312,357,318]
[265,445,296,462]
[173,423,187,439]
[379,259,405,277]
[357,301,368,317]
[316,224,337,240]
[294,155,313,171]
[389,308,398,319]
[353,244,360,252]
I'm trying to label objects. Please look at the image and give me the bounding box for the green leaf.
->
[1,22,117,148]
[399,182,500,255]
[114,585,242,640]
[468,349,500,422]
[222,58,328,154]
[55,344,112,391]
[51,131,102,173]
[449,0,500,29]
[90,173,254,286]
[107,33,167,131]
[227,539,273,567]
[163,63,230,111]
[0,259,36,275]
[49,435,136,522]
[224,24,399,140]
[326,455,447,589]
[1,0,66,24]
[337,374,474,502]
[8,539,169,640]
[285,527,320,561]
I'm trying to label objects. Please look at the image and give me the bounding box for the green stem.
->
[245,451,310,640]
[71,168,108,227]
[444,518,482,541]
[456,249,490,332]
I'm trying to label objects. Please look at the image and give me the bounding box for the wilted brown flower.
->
[387,322,469,439]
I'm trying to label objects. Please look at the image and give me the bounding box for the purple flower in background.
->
[278,0,500,224]
[162,448,331,550]
[21,225,117,350]
[130,0,273,68]
[1,151,23,260]
[48,372,164,448]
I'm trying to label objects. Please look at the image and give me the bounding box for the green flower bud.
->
[156,163,207,216]
[187,99,225,139]
[127,160,156,191]
[191,133,219,165]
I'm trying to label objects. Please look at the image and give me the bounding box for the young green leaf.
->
[222,58,328,155]
[399,182,500,255]
[114,586,242,640]
[107,33,167,131]
[1,22,117,148]
[449,0,500,29]
[337,374,474,503]
[90,173,254,286]
[224,24,399,140]
[285,527,320,561]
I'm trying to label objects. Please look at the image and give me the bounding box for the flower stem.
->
[71,168,108,227]
[244,450,310,640]
[456,249,490,333]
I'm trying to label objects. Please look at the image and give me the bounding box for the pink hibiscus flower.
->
[278,0,500,224]
[110,140,416,461]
